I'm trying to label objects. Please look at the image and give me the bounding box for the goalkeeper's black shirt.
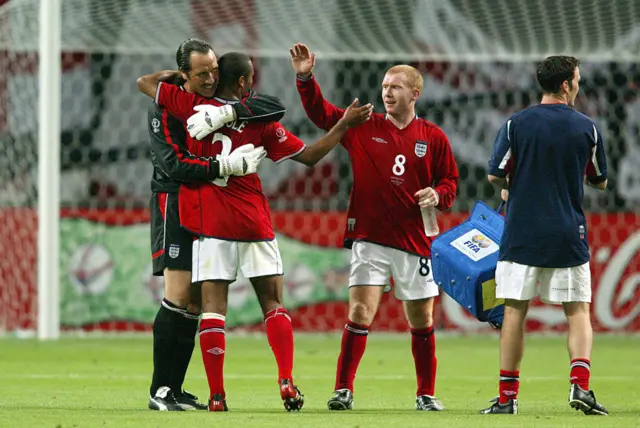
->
[148,89,286,193]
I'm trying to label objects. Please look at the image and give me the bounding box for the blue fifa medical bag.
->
[431,201,505,328]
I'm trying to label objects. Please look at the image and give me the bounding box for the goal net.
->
[0,0,638,336]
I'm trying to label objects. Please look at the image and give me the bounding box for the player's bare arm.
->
[584,176,607,190]
[488,174,509,189]
[293,98,373,167]
[137,70,182,98]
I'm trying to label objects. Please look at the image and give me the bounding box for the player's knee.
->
[201,298,227,316]
[562,301,590,317]
[200,281,230,315]
[258,290,283,308]
[201,290,227,314]
[404,302,434,329]
[349,300,376,325]
[257,291,284,315]
[252,275,284,313]
[411,311,433,329]
[163,269,192,307]
[188,283,202,314]
[504,298,530,314]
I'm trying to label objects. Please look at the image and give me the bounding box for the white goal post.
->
[37,0,61,339]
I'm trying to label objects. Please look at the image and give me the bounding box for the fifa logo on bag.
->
[469,234,491,250]
[461,234,491,254]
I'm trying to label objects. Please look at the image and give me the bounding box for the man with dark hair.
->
[481,56,608,415]
[216,52,250,90]
[175,39,215,86]
[143,51,372,412]
[139,39,289,412]
[535,56,581,100]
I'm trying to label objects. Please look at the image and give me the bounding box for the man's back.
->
[490,104,608,268]
[180,114,304,241]
[153,83,305,240]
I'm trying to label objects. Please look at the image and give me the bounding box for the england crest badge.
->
[415,140,428,157]
[168,244,180,259]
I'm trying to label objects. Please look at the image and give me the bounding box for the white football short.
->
[495,260,592,304]
[192,237,283,282]
[348,241,439,301]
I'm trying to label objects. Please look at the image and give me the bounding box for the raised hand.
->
[339,98,373,129]
[289,43,316,78]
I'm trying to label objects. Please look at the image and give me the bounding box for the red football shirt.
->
[297,76,459,257]
[156,82,305,240]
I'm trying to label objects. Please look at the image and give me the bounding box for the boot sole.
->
[570,399,608,415]
[328,400,352,411]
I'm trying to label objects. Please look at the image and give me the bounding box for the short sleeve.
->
[585,123,608,183]
[488,119,513,178]
[155,82,200,122]
[261,122,306,164]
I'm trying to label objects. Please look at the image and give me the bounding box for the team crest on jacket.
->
[415,140,428,157]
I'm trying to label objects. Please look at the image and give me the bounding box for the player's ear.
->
[238,75,246,89]
[179,71,189,82]
[412,88,420,102]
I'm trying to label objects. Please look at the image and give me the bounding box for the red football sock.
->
[499,370,520,404]
[264,308,294,382]
[199,313,226,399]
[570,358,591,390]
[411,326,437,397]
[334,321,369,392]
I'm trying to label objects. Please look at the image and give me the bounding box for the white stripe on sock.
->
[345,324,368,335]
[201,312,225,321]
[570,361,591,371]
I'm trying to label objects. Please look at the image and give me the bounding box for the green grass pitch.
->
[0,334,637,427]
